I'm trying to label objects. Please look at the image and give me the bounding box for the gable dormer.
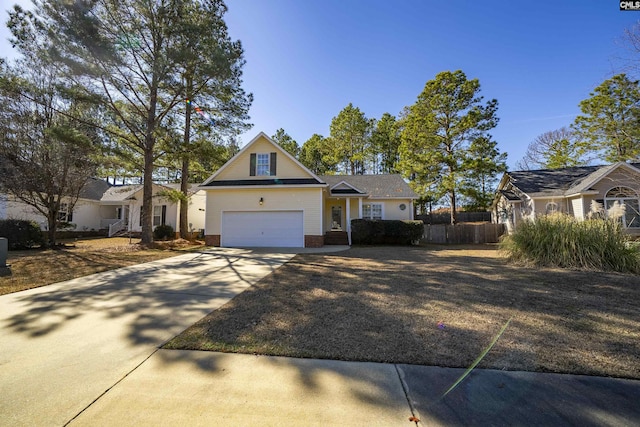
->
[329,180,367,196]
[201,132,325,187]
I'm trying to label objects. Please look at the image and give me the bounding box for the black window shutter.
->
[161,205,167,225]
[250,153,256,176]
[270,152,277,176]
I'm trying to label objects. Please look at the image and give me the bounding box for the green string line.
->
[441,317,513,399]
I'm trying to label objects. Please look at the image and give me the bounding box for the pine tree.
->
[399,70,499,224]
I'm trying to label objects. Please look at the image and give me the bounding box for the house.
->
[0,178,110,231]
[0,180,206,236]
[100,182,205,236]
[493,162,640,235]
[200,132,418,248]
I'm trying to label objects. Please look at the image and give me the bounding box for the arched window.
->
[605,186,640,228]
[545,202,559,215]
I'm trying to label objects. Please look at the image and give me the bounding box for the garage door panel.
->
[221,211,303,247]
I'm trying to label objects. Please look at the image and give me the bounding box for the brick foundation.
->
[304,235,324,248]
[205,234,220,246]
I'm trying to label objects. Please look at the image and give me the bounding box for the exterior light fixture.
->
[259,197,264,205]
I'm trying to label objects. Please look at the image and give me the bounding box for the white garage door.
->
[221,211,304,247]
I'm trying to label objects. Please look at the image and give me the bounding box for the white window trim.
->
[153,205,163,227]
[362,202,384,220]
[545,202,559,215]
[604,186,640,228]
[58,202,73,222]
[256,153,270,176]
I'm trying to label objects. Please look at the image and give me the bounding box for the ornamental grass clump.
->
[500,214,640,274]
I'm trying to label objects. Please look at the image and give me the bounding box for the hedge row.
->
[351,219,424,245]
[0,219,44,249]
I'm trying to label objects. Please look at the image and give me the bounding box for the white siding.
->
[570,197,584,221]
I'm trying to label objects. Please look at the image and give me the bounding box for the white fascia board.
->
[201,131,324,186]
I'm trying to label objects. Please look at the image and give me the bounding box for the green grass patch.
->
[500,214,640,274]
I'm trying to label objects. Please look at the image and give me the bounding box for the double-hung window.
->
[141,205,166,227]
[256,153,270,176]
[58,203,73,222]
[363,203,383,220]
[153,205,163,227]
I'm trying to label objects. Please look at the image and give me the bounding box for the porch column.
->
[358,197,363,218]
[346,197,352,245]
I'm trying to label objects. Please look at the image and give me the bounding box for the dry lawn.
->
[166,245,640,379]
[0,237,202,295]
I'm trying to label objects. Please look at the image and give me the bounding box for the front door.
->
[331,206,342,230]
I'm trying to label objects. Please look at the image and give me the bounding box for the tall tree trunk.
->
[142,145,154,245]
[179,157,190,239]
[450,190,457,225]
[47,214,56,248]
[141,79,159,245]
[180,80,193,239]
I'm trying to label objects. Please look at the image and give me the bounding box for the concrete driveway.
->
[0,249,294,426]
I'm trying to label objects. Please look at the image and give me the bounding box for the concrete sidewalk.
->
[0,249,295,426]
[69,350,640,426]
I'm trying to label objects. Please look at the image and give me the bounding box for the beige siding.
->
[591,169,640,195]
[174,190,206,233]
[582,196,598,216]
[377,199,413,220]
[532,198,568,216]
[323,197,414,232]
[206,187,323,235]
[216,136,311,180]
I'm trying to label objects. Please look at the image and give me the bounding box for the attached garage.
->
[221,210,304,247]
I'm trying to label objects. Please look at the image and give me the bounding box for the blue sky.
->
[2,1,639,169]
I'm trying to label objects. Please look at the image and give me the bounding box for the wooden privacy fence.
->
[416,211,492,224]
[422,223,505,244]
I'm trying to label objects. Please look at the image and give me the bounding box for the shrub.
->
[0,219,44,249]
[153,224,175,241]
[500,214,640,274]
[351,219,423,245]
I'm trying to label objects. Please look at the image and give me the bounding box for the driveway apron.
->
[0,249,294,427]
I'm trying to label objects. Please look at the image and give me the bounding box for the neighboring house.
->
[0,180,206,236]
[493,162,640,235]
[200,131,417,248]
[0,178,110,231]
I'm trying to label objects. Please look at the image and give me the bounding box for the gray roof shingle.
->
[79,178,111,200]
[507,163,640,196]
[100,185,142,202]
[320,174,417,199]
